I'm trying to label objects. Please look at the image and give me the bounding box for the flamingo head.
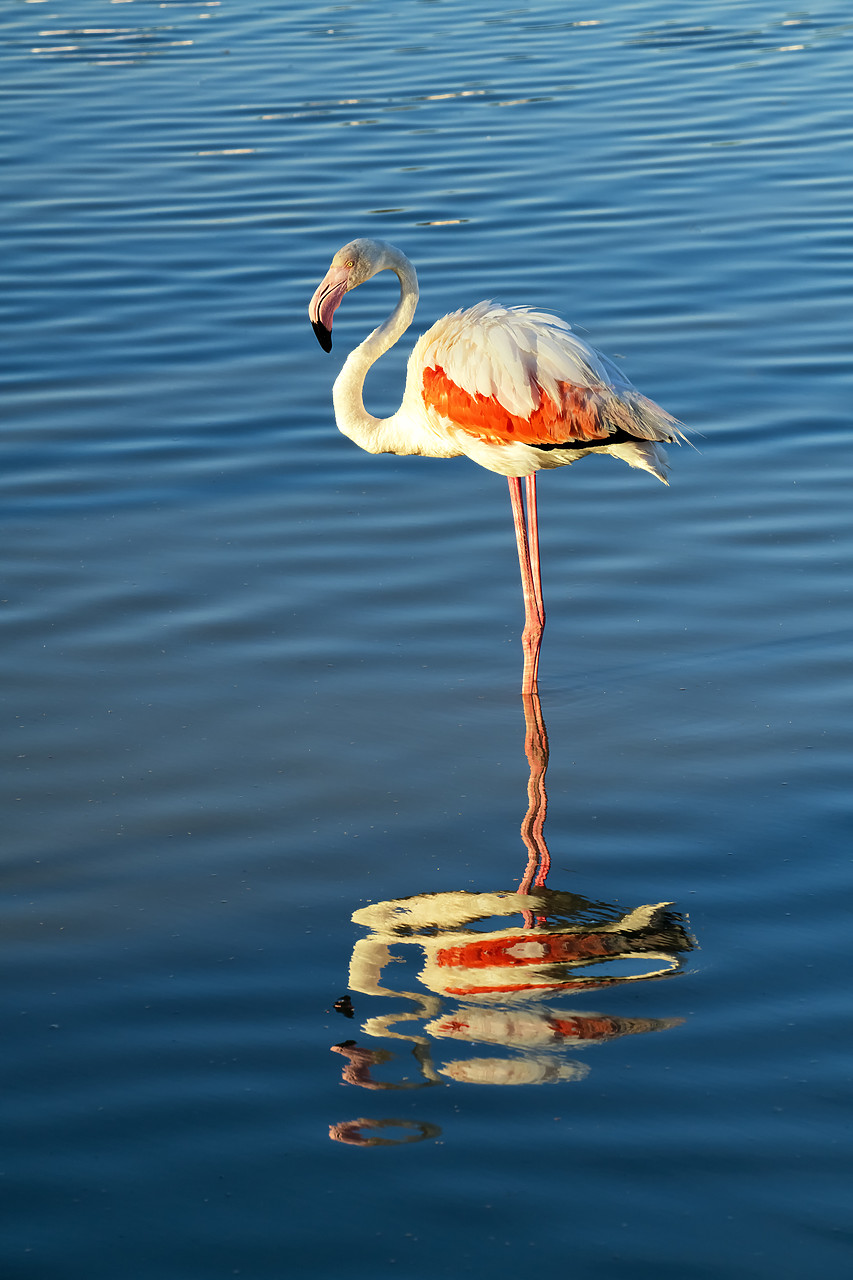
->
[308,239,396,351]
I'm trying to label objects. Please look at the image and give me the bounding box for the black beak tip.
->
[312,320,333,353]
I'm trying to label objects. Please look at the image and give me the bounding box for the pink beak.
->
[309,264,350,352]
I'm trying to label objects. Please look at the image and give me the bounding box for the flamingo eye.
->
[345,259,354,269]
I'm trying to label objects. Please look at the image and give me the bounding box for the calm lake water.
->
[3,1,853,1276]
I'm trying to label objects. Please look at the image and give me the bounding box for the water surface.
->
[3,2,853,1277]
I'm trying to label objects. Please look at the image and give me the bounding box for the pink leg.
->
[508,476,545,694]
[525,474,545,630]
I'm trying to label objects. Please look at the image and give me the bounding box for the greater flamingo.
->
[309,238,684,692]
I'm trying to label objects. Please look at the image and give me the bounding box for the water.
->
[3,1,852,1276]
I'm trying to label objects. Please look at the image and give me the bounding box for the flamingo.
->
[309,238,684,692]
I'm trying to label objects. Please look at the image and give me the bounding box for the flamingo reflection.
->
[330,694,694,1139]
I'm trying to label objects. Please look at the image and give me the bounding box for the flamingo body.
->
[309,238,683,690]
[412,300,679,480]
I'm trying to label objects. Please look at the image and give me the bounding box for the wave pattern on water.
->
[4,2,853,1278]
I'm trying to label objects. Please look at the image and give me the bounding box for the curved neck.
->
[333,248,419,448]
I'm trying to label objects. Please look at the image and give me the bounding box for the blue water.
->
[3,1,853,1276]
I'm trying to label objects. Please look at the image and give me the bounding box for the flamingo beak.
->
[308,264,350,352]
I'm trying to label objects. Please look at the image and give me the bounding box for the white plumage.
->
[309,237,684,691]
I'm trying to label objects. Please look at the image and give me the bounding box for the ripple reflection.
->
[330,694,695,1141]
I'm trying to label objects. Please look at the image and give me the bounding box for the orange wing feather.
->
[422,364,610,448]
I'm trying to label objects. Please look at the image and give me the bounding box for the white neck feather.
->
[332,247,421,455]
